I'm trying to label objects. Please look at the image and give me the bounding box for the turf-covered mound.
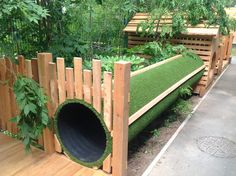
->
[54,54,204,168]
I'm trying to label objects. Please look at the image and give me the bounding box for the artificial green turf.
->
[129,55,204,116]
[129,70,204,141]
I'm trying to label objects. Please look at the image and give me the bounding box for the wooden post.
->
[74,57,83,99]
[18,55,25,76]
[37,53,55,154]
[92,60,102,112]
[31,58,39,83]
[83,70,92,104]
[49,62,62,153]
[57,58,66,104]
[25,60,33,78]
[226,33,234,61]
[112,61,131,176]
[103,72,113,173]
[5,59,13,132]
[0,58,6,130]
[66,68,74,99]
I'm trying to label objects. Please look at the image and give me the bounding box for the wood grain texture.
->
[92,60,102,113]
[112,62,131,176]
[0,58,6,130]
[57,58,66,104]
[31,58,39,82]
[83,70,92,104]
[37,53,55,153]
[74,57,83,99]
[66,68,75,99]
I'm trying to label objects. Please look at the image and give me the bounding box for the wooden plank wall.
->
[0,53,131,174]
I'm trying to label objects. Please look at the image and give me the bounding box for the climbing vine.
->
[11,76,50,151]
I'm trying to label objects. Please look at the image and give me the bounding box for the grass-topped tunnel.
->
[54,55,204,168]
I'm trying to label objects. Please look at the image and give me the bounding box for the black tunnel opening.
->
[56,101,107,163]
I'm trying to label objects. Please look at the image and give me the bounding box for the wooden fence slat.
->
[74,57,83,99]
[92,60,102,112]
[0,59,6,130]
[83,70,92,104]
[5,59,13,132]
[18,55,26,76]
[30,58,43,145]
[25,60,33,78]
[226,33,234,60]
[66,68,75,99]
[11,63,18,134]
[37,53,55,154]
[31,58,39,83]
[102,72,113,173]
[103,72,113,131]
[57,58,66,104]
[49,62,61,153]
[112,61,131,176]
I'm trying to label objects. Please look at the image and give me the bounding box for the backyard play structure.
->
[0,53,205,176]
[0,15,234,176]
[124,13,234,96]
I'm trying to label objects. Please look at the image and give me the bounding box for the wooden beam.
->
[37,53,55,154]
[112,61,131,176]
[129,65,205,125]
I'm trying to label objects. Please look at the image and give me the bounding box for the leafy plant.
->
[93,55,146,73]
[150,129,160,138]
[229,17,236,31]
[11,76,50,151]
[172,99,191,117]
[179,86,193,100]
[128,42,187,64]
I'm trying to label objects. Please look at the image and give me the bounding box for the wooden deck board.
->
[0,133,110,176]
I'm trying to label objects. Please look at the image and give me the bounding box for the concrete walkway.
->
[146,59,236,176]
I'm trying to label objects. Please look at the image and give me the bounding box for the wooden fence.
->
[0,53,131,176]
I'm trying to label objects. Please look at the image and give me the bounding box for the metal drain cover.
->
[197,136,236,158]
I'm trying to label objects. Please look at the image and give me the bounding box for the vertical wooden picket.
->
[49,62,62,153]
[112,61,131,176]
[37,53,55,154]
[0,59,6,130]
[83,70,92,104]
[25,60,33,78]
[92,60,102,112]
[31,58,39,83]
[18,55,26,76]
[74,57,83,99]
[66,68,74,99]
[103,71,113,173]
[5,59,13,132]
[57,58,66,104]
